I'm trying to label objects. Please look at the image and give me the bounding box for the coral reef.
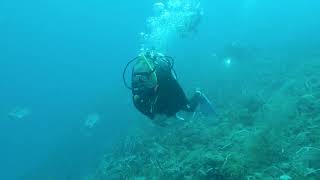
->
[90,58,320,180]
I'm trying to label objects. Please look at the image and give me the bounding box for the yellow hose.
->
[141,54,158,83]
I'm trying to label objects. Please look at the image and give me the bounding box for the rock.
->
[279,174,292,180]
[297,94,319,116]
[278,163,291,171]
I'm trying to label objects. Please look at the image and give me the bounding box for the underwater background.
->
[1,0,320,179]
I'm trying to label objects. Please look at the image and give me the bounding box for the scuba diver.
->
[123,51,214,126]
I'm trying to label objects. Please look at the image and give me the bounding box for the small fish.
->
[8,107,31,120]
[84,113,101,129]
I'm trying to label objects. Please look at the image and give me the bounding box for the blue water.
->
[0,0,319,179]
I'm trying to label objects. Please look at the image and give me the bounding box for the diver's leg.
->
[181,91,202,112]
[187,90,216,117]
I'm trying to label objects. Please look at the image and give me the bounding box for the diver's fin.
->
[194,91,215,117]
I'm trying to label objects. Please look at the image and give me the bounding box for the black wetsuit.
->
[132,55,200,120]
